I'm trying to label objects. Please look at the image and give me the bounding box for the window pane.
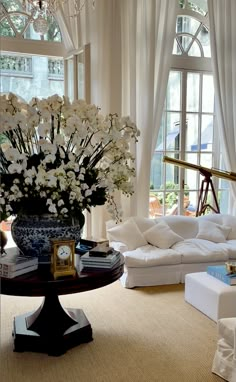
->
[198,26,211,57]
[165,159,179,188]
[187,73,200,112]
[67,58,74,101]
[186,113,199,151]
[150,152,164,189]
[202,74,214,112]
[218,189,229,213]
[177,35,193,53]
[172,39,182,55]
[185,153,198,189]
[185,168,198,189]
[188,41,201,57]
[0,55,64,101]
[9,14,27,33]
[176,16,200,34]
[186,191,198,214]
[77,54,84,99]
[200,153,212,168]
[166,71,181,111]
[166,112,181,151]
[201,115,213,151]
[1,0,22,12]
[0,18,15,36]
[155,117,165,150]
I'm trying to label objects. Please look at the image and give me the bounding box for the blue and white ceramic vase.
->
[11,214,82,263]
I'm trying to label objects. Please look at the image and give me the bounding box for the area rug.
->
[0,281,224,382]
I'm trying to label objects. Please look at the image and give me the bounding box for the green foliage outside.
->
[150,182,189,208]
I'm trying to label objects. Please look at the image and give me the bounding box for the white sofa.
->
[106,214,236,288]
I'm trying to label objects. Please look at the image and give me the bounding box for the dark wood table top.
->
[0,258,124,297]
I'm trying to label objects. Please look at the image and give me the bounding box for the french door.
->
[150,69,219,217]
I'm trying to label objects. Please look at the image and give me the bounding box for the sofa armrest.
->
[109,241,128,253]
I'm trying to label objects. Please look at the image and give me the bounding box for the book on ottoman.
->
[207,265,236,286]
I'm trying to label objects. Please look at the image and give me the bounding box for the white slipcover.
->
[212,318,236,381]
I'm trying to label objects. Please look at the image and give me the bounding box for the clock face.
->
[57,245,72,260]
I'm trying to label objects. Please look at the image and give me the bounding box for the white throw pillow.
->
[143,220,184,249]
[196,220,231,243]
[107,218,147,251]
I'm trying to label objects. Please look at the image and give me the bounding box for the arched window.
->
[150,0,228,218]
[0,0,62,41]
[0,0,64,101]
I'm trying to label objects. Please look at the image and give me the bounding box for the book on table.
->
[81,250,120,269]
[207,265,236,286]
[89,244,114,257]
[76,238,109,256]
[0,247,38,278]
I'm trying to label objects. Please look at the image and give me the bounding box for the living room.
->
[1,0,236,381]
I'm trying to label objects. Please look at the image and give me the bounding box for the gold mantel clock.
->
[50,238,76,280]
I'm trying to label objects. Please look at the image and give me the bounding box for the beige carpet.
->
[0,281,224,382]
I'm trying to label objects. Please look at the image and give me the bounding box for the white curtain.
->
[208,0,236,215]
[56,0,92,53]
[56,0,178,238]
[120,0,178,218]
[79,0,122,239]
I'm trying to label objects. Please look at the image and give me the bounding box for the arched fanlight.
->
[30,0,96,35]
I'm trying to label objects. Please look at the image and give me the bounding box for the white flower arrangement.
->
[0,93,139,227]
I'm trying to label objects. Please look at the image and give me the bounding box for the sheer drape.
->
[120,0,178,218]
[56,0,88,52]
[208,0,236,215]
[88,0,122,238]
[57,0,178,237]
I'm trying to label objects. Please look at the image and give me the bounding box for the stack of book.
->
[76,238,109,256]
[207,265,236,286]
[81,245,120,269]
[0,247,38,278]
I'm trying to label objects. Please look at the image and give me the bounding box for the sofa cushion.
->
[132,216,156,233]
[123,244,182,267]
[222,240,236,259]
[198,213,224,225]
[155,215,199,239]
[222,215,236,239]
[172,238,229,263]
[196,220,231,243]
[107,218,147,251]
[143,220,184,249]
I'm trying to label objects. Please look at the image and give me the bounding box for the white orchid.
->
[0,93,140,224]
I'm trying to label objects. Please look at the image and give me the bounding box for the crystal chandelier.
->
[30,0,95,35]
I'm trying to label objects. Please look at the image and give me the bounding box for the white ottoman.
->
[185,272,236,322]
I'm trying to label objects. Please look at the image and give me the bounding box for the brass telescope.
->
[163,156,236,216]
[163,156,236,182]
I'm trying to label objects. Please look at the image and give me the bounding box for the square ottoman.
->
[185,272,236,322]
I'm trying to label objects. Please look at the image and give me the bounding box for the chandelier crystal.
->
[33,14,49,35]
[30,0,95,35]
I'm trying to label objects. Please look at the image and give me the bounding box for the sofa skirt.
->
[120,261,228,288]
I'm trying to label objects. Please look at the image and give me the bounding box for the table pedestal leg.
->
[12,291,93,356]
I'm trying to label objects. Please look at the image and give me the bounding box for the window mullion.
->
[179,70,187,214]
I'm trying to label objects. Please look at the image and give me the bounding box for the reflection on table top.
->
[1,257,124,297]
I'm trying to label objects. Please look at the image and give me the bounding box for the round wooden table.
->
[1,258,124,356]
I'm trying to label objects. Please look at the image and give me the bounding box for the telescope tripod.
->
[196,169,220,216]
